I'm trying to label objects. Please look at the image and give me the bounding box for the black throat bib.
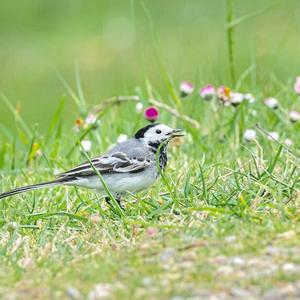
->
[148,141,168,170]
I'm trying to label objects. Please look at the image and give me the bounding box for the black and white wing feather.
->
[57,151,151,180]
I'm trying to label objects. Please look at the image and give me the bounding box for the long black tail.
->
[0,180,63,199]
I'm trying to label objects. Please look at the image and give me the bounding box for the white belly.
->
[70,167,158,195]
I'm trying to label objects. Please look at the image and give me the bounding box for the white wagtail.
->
[0,124,184,205]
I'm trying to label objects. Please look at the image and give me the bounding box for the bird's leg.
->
[105,195,124,210]
[115,195,123,209]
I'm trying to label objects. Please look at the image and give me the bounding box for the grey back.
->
[108,139,154,160]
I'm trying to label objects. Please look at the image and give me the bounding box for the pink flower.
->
[199,84,216,100]
[144,106,159,122]
[180,81,194,97]
[294,76,300,95]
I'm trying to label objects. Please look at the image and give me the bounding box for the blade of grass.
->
[75,63,87,113]
[226,0,236,86]
[54,69,86,114]
[1,93,32,138]
[45,96,66,144]
[227,5,276,28]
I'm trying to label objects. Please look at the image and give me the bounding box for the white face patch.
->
[142,124,174,144]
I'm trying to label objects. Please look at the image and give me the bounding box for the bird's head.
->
[134,123,185,146]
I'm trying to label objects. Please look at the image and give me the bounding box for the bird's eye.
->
[156,129,162,134]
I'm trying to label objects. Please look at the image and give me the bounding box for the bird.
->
[0,123,184,206]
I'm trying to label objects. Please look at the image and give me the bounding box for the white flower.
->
[117,134,128,144]
[244,93,255,103]
[85,113,98,125]
[230,92,245,106]
[285,138,293,146]
[268,131,279,141]
[243,129,256,141]
[264,97,278,109]
[81,140,92,152]
[135,102,144,113]
[289,110,300,122]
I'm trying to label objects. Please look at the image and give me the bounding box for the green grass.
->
[1,78,300,299]
[1,1,300,299]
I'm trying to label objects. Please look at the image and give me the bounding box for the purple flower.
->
[179,81,194,98]
[199,84,216,100]
[144,106,159,122]
[294,77,300,95]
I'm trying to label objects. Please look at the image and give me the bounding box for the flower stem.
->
[226,0,236,86]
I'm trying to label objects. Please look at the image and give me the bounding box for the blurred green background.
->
[0,0,300,130]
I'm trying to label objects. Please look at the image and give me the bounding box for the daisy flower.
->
[135,102,144,113]
[243,129,256,141]
[264,97,278,109]
[285,138,293,147]
[81,140,92,152]
[85,113,98,125]
[268,131,279,141]
[230,92,245,106]
[289,110,300,122]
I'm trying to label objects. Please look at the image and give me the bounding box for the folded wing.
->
[57,151,151,180]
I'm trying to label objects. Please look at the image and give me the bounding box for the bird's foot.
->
[105,196,124,210]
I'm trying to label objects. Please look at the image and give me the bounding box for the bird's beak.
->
[171,128,185,138]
